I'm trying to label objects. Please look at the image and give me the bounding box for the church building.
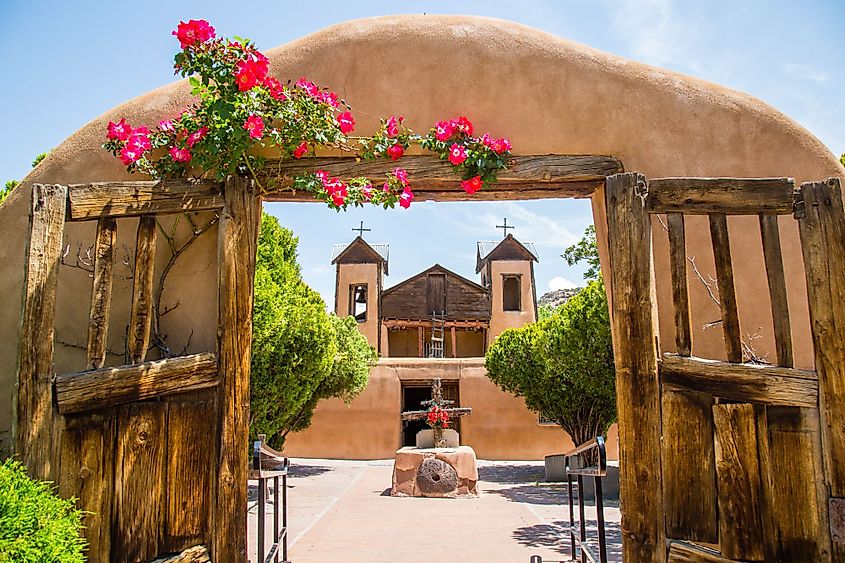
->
[283,229,620,461]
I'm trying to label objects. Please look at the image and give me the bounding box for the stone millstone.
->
[416,457,458,496]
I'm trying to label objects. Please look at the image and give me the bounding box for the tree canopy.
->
[250,213,376,448]
[562,224,600,281]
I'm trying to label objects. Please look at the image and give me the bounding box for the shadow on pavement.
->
[478,463,545,484]
[513,519,622,562]
[288,463,333,479]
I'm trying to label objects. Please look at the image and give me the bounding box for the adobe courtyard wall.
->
[0,14,842,455]
[283,358,619,461]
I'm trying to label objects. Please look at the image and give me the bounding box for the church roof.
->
[476,235,538,273]
[331,237,389,275]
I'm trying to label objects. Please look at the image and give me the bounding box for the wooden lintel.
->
[382,318,489,330]
[660,354,818,408]
[647,177,795,215]
[54,352,218,415]
[66,179,224,221]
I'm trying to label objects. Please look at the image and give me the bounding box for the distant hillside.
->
[538,287,582,310]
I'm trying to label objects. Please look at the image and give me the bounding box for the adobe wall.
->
[283,358,620,461]
[334,262,380,348]
[488,260,537,343]
[0,14,843,455]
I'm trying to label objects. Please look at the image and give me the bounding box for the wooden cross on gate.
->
[401,378,472,447]
[496,218,515,238]
[353,220,371,238]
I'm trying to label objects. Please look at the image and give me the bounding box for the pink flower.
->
[362,184,374,200]
[315,170,329,184]
[107,118,131,141]
[393,167,409,186]
[387,144,405,161]
[324,177,345,195]
[158,119,175,132]
[250,51,269,80]
[383,182,391,193]
[296,78,319,97]
[263,76,286,100]
[169,146,192,163]
[336,112,355,134]
[186,126,208,147]
[235,59,261,91]
[435,120,454,141]
[119,146,142,165]
[172,19,215,49]
[481,133,492,147]
[399,187,414,209]
[489,137,511,154]
[461,175,483,194]
[293,141,308,159]
[243,115,264,139]
[126,133,151,153]
[453,116,473,136]
[317,90,340,108]
[448,143,467,165]
[386,115,403,138]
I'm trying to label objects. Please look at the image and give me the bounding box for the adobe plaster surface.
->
[1,14,843,455]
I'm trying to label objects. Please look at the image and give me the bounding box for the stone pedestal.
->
[391,446,478,497]
[415,428,459,448]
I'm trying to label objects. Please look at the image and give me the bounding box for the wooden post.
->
[213,176,260,562]
[87,217,117,369]
[451,326,457,358]
[15,184,67,480]
[604,173,665,562]
[128,215,157,363]
[666,213,691,356]
[796,178,845,560]
[418,326,424,358]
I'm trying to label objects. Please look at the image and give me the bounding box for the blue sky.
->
[1,1,842,304]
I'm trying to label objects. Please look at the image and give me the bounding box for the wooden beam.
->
[759,214,793,368]
[66,179,223,221]
[667,212,692,356]
[660,354,818,408]
[667,541,734,563]
[605,173,665,562]
[128,216,157,363]
[382,318,489,330]
[54,353,218,415]
[451,327,457,358]
[647,177,795,214]
[709,213,742,363]
[86,218,117,369]
[417,326,424,357]
[213,176,261,562]
[713,403,765,560]
[796,178,845,558]
[15,183,67,480]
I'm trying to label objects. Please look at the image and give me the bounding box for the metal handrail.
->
[252,435,290,563]
[565,436,608,563]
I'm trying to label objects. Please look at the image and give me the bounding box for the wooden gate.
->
[605,173,845,562]
[14,177,260,562]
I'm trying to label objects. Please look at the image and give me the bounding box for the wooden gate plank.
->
[605,173,665,562]
[796,178,845,559]
[128,215,157,363]
[86,217,117,369]
[15,183,67,480]
[758,214,793,367]
[113,402,167,562]
[661,390,717,543]
[55,353,218,414]
[708,213,743,362]
[647,177,794,214]
[212,176,261,562]
[667,541,735,562]
[58,414,115,563]
[667,213,692,356]
[713,403,765,561]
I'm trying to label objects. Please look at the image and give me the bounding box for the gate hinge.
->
[831,497,845,542]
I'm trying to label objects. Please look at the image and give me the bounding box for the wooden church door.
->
[605,173,845,562]
[15,177,259,562]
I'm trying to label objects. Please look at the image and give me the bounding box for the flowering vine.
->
[104,19,513,210]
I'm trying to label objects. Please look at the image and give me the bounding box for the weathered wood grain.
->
[381,318,489,330]
[660,354,817,408]
[54,353,218,414]
[58,414,115,563]
[128,215,157,363]
[661,390,717,543]
[151,545,211,563]
[86,217,117,369]
[759,214,793,367]
[213,176,260,562]
[713,403,765,561]
[15,183,67,480]
[66,179,223,221]
[667,212,692,355]
[164,399,215,552]
[605,173,665,562]
[647,177,795,214]
[113,402,166,562]
[796,178,845,559]
[667,541,734,562]
[708,213,743,362]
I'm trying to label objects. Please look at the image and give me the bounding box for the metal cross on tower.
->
[352,221,371,238]
[496,218,515,238]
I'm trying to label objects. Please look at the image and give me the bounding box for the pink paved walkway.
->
[248,459,621,563]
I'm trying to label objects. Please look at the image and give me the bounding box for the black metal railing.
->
[251,436,290,563]
[565,436,608,563]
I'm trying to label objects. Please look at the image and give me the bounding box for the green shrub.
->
[0,459,86,563]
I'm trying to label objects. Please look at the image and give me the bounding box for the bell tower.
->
[331,236,388,352]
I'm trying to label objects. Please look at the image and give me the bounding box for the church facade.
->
[284,234,620,461]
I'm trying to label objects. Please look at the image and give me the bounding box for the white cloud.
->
[784,62,827,84]
[549,276,578,290]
